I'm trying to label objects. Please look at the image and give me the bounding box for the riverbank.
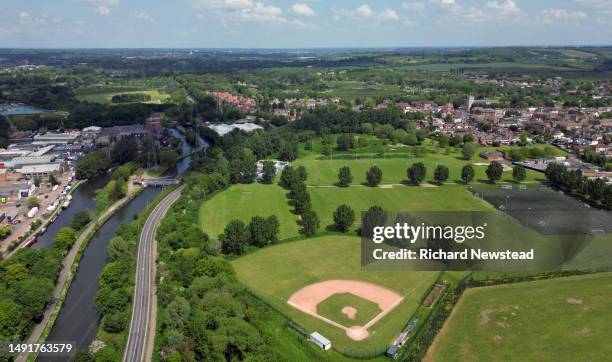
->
[17,176,144,362]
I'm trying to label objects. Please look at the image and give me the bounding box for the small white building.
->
[309,332,331,350]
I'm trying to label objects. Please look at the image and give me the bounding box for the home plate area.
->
[287,280,404,341]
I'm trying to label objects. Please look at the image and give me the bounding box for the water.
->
[39,128,206,358]
[40,187,163,360]
[33,174,110,249]
[0,104,49,115]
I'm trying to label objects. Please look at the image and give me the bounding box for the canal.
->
[39,129,205,359]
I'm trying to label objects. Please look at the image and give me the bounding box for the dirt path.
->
[16,180,142,362]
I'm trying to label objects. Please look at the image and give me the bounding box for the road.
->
[123,185,184,362]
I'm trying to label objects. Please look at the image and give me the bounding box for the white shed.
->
[309,332,331,350]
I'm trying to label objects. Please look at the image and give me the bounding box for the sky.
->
[0,0,611,48]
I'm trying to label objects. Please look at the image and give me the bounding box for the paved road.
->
[123,186,184,362]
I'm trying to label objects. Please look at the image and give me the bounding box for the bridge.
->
[142,178,180,186]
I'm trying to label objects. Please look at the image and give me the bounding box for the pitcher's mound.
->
[347,326,369,341]
[342,306,357,320]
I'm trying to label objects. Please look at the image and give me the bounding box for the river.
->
[39,128,205,360]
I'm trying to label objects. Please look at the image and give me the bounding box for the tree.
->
[336,134,354,151]
[486,161,504,183]
[278,141,298,162]
[111,137,138,165]
[53,227,78,251]
[249,216,279,247]
[438,134,449,148]
[26,196,40,208]
[76,150,111,180]
[301,210,320,236]
[366,166,383,187]
[333,205,355,232]
[261,161,276,184]
[361,206,387,239]
[227,147,257,184]
[408,162,427,185]
[48,171,59,186]
[109,179,125,200]
[461,165,475,184]
[296,166,308,182]
[463,134,475,143]
[461,142,478,160]
[434,165,450,185]
[158,148,179,169]
[108,236,130,261]
[512,165,526,183]
[288,182,311,214]
[34,176,41,187]
[71,210,91,230]
[219,220,249,255]
[0,299,22,339]
[279,166,299,189]
[337,166,353,187]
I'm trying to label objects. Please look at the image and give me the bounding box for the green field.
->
[233,235,439,356]
[317,293,382,327]
[294,139,549,186]
[75,89,170,104]
[310,185,493,230]
[324,80,405,99]
[199,183,300,240]
[427,272,612,361]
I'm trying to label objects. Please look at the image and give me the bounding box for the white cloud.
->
[539,8,588,22]
[190,0,291,24]
[404,19,418,26]
[18,11,30,19]
[96,6,111,15]
[334,3,401,21]
[135,11,155,22]
[356,4,375,17]
[430,0,455,5]
[402,2,425,12]
[486,0,522,15]
[291,3,315,16]
[379,9,400,20]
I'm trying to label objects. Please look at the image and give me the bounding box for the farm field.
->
[426,272,612,362]
[232,235,439,357]
[75,89,170,104]
[199,183,300,240]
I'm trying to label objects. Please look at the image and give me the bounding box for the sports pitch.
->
[426,272,612,361]
[232,235,439,355]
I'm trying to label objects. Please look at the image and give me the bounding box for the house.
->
[480,150,505,161]
[309,332,331,350]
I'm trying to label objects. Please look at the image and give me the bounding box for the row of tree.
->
[545,163,612,209]
[279,166,320,236]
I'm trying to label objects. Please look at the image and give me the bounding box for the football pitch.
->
[426,272,612,362]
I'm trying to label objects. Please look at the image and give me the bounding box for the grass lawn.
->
[233,235,439,357]
[294,140,547,186]
[199,183,300,240]
[317,293,382,327]
[309,185,494,231]
[427,272,612,362]
[324,80,405,100]
[76,89,170,104]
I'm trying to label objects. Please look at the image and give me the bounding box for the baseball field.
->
[232,235,439,357]
[426,272,612,361]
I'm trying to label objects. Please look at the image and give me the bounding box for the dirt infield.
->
[287,279,404,341]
